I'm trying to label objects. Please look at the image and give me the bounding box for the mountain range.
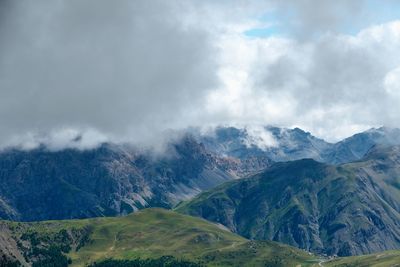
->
[196,126,400,164]
[1,125,400,264]
[0,136,273,221]
[177,145,400,256]
[1,126,400,222]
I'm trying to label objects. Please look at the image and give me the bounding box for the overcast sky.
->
[1,0,400,149]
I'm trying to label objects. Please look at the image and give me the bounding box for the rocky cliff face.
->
[177,145,400,256]
[0,135,271,221]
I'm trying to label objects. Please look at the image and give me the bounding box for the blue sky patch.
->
[244,26,280,38]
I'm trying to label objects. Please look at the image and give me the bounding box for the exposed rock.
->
[0,135,271,221]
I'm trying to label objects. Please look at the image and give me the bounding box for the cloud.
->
[1,0,400,148]
[206,21,400,141]
[242,125,278,150]
[5,128,108,151]
[0,0,220,149]
[384,66,400,95]
[269,0,367,38]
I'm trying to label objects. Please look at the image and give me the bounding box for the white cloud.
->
[243,125,278,149]
[384,67,400,96]
[4,128,108,151]
[204,20,400,141]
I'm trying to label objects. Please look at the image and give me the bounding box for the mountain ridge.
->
[1,126,400,222]
[196,126,400,164]
[177,145,400,256]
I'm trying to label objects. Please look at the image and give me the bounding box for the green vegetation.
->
[0,255,20,267]
[3,208,400,266]
[176,157,400,256]
[1,209,316,267]
[88,256,201,267]
[67,209,316,267]
[1,219,92,267]
[324,250,400,267]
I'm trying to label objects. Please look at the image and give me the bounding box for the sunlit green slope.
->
[0,208,317,267]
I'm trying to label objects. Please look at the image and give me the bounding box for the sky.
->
[1,0,400,150]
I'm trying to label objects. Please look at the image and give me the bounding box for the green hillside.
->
[176,149,400,256]
[324,250,400,266]
[0,208,317,267]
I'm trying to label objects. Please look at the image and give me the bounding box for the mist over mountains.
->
[196,125,400,164]
[2,1,400,266]
[1,125,400,265]
[0,126,399,222]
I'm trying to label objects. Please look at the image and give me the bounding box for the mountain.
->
[196,126,400,165]
[0,136,271,221]
[0,208,316,267]
[196,126,333,163]
[323,127,400,164]
[177,145,400,256]
[1,125,400,222]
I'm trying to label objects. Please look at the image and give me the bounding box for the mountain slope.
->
[324,127,400,164]
[0,136,271,221]
[177,146,400,256]
[0,208,317,267]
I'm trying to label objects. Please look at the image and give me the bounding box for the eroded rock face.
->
[0,220,93,266]
[178,146,400,256]
[0,223,28,266]
[0,135,272,221]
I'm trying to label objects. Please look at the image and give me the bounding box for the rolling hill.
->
[0,208,317,267]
